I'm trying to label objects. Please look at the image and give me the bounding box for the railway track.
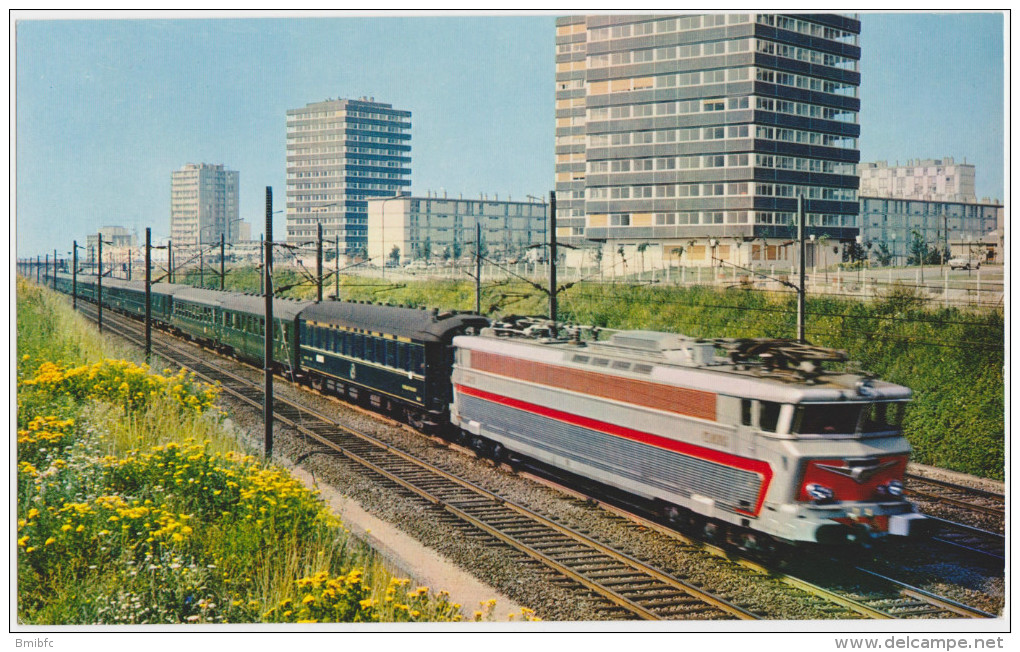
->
[77,304,756,621]
[905,473,1005,521]
[73,301,998,620]
[517,467,997,620]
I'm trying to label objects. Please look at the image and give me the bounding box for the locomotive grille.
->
[459,394,762,513]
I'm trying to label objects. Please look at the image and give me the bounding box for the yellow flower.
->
[17,536,29,547]
[44,537,56,546]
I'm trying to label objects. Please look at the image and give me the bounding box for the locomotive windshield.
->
[792,401,906,435]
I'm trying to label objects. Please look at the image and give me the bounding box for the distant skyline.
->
[14,12,1006,258]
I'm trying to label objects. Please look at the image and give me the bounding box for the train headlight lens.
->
[806,484,835,503]
[887,480,904,497]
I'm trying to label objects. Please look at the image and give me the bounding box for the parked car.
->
[948,256,981,270]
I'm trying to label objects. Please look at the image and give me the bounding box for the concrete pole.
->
[97,234,103,333]
[264,187,274,459]
[797,196,806,343]
[145,228,152,361]
[548,190,557,325]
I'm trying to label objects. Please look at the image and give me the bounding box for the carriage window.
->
[385,340,397,368]
[741,399,753,426]
[760,401,782,432]
[353,334,364,359]
[412,346,425,375]
[342,331,352,356]
[792,404,863,435]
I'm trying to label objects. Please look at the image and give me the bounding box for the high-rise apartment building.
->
[860,158,977,203]
[555,14,862,268]
[170,163,240,247]
[286,97,412,252]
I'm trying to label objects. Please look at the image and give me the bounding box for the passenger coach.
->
[298,303,488,430]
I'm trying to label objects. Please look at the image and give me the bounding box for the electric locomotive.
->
[450,318,927,547]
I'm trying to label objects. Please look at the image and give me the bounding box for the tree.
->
[907,230,941,265]
[420,237,432,262]
[873,242,893,267]
[843,240,869,263]
[441,246,451,261]
[452,240,463,260]
[388,245,400,266]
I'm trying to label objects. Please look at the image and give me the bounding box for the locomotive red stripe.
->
[469,350,717,421]
[456,384,773,516]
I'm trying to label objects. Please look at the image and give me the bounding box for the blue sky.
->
[14,12,1006,258]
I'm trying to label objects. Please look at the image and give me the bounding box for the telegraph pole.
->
[316,222,323,303]
[264,187,274,459]
[45,254,49,287]
[335,234,340,300]
[797,195,806,343]
[259,233,264,295]
[168,238,174,283]
[145,228,152,361]
[548,190,557,326]
[53,249,58,290]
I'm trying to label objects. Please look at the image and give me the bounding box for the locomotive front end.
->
[760,385,928,545]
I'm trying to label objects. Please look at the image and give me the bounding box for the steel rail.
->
[905,488,1005,518]
[905,473,1004,501]
[74,302,755,621]
[515,470,998,620]
[853,567,997,619]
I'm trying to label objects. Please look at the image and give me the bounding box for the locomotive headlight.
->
[806,483,836,503]
[886,480,904,497]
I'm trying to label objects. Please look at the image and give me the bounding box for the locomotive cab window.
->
[860,402,906,433]
[792,404,862,435]
[759,401,782,432]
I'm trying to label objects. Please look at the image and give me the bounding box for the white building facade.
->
[859,158,976,203]
[366,194,547,265]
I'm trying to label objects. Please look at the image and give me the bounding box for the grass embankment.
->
[16,278,532,624]
[185,266,1004,481]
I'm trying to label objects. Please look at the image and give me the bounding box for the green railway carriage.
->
[59,273,98,302]
[101,278,148,317]
[217,294,312,372]
[150,282,193,324]
[169,287,229,345]
[298,302,489,429]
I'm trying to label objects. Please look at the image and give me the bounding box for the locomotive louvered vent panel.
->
[459,394,761,512]
[472,352,716,421]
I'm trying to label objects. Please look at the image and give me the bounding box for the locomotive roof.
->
[219,293,314,321]
[301,301,489,342]
[457,331,911,404]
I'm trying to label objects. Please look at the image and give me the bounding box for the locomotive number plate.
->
[701,431,730,448]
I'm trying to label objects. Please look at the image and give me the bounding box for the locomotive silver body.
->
[451,324,926,545]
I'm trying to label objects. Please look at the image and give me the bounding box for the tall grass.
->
[16,277,505,623]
